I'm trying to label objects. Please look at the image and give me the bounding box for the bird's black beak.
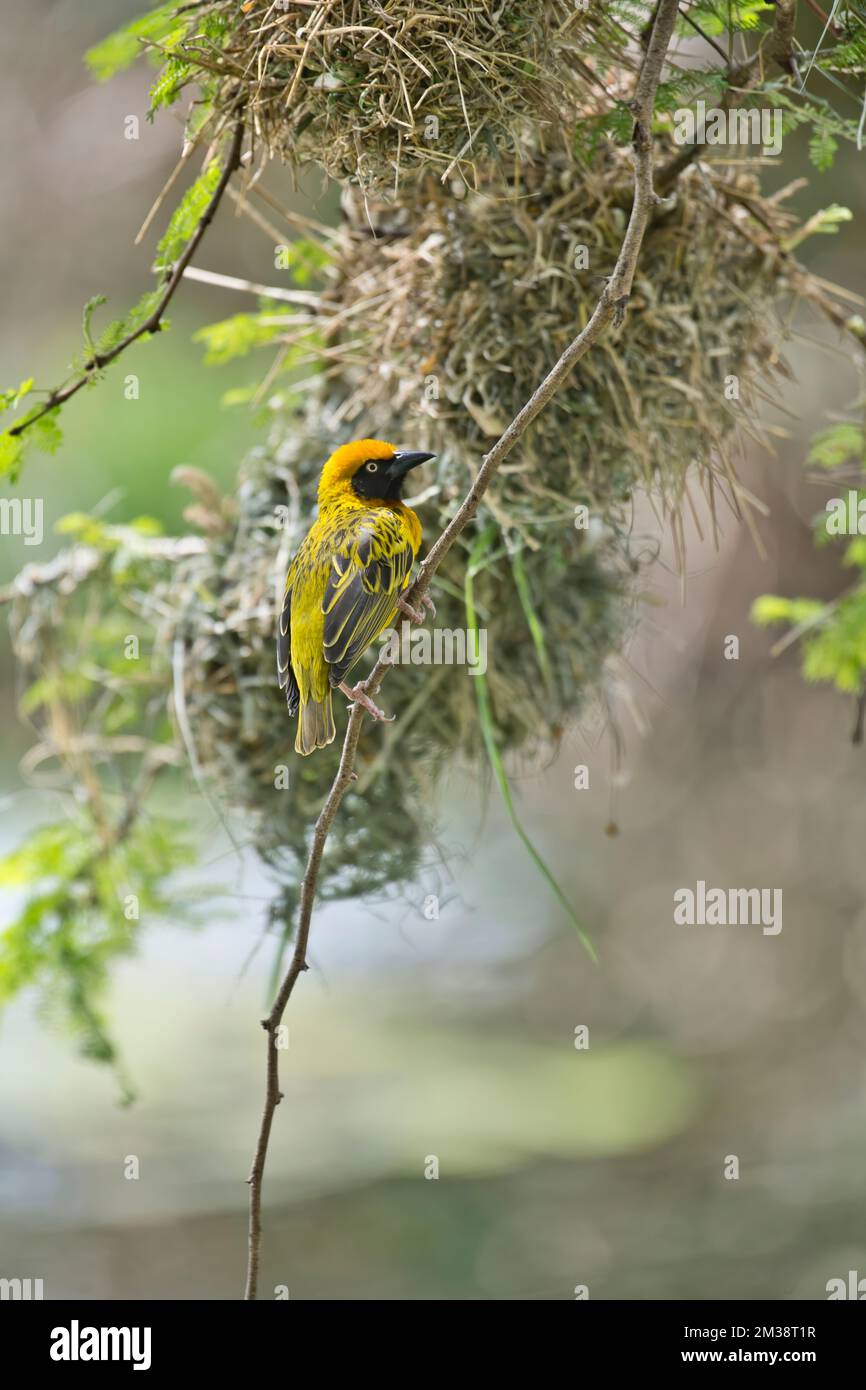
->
[391,450,435,477]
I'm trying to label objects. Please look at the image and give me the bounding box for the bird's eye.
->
[365,461,379,473]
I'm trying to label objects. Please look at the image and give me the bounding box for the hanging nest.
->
[189,0,608,192]
[312,137,802,542]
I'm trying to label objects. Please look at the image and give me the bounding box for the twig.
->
[9,122,245,442]
[181,264,323,307]
[656,0,800,193]
[242,0,681,1301]
[678,5,733,66]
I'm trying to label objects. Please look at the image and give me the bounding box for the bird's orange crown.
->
[317,439,396,503]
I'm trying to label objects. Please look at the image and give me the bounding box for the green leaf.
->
[19,669,93,716]
[193,310,286,366]
[0,429,25,480]
[809,127,839,172]
[807,422,865,470]
[148,56,192,115]
[275,238,331,287]
[750,595,825,627]
[0,378,34,416]
[154,160,221,272]
[675,0,768,37]
[33,409,63,456]
[843,537,866,570]
[810,204,853,233]
[85,4,188,82]
[82,295,108,355]
[55,511,110,544]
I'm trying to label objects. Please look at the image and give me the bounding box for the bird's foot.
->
[338,679,395,723]
[397,592,435,625]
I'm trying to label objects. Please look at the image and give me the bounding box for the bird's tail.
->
[295,690,336,756]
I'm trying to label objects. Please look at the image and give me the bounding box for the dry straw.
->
[193,0,609,192]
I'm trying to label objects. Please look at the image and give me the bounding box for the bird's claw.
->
[340,680,395,723]
[397,592,435,625]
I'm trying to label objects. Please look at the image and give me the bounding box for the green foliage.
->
[148,55,193,114]
[0,378,34,416]
[0,381,38,480]
[653,69,729,115]
[85,3,188,82]
[809,127,839,172]
[675,0,769,37]
[0,814,191,1087]
[155,160,221,273]
[147,8,228,114]
[0,429,24,480]
[0,406,63,481]
[574,102,634,153]
[275,239,331,286]
[783,203,853,252]
[773,89,864,172]
[751,594,826,628]
[64,288,166,380]
[751,416,866,702]
[0,512,210,1081]
[193,307,287,366]
[30,408,63,454]
[808,422,866,471]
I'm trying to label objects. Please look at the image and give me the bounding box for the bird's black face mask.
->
[352,450,435,502]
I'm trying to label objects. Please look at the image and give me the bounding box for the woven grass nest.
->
[316,138,800,545]
[195,0,605,192]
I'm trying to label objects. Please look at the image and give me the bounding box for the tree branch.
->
[656,0,800,194]
[9,121,245,442]
[242,0,681,1301]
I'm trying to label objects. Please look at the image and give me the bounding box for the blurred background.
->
[1,0,866,1300]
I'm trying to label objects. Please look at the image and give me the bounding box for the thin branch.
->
[242,0,682,1301]
[657,0,799,193]
[679,5,733,66]
[9,121,245,442]
[181,264,322,307]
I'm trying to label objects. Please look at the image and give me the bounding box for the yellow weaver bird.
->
[277,439,435,755]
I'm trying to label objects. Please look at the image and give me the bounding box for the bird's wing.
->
[277,581,300,714]
[322,517,415,686]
